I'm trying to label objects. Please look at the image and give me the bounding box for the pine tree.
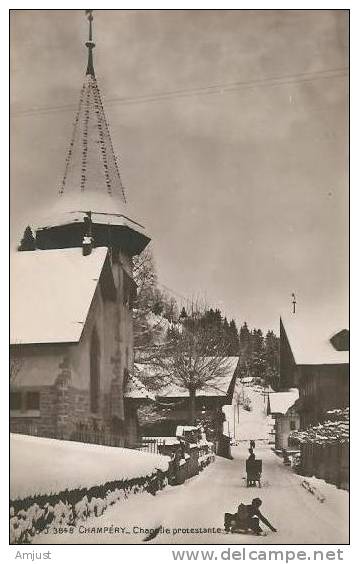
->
[264,330,280,389]
[239,322,251,351]
[180,307,188,319]
[18,226,36,251]
[228,319,240,355]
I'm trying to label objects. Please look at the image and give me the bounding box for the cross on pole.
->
[85,10,94,41]
[291,292,296,314]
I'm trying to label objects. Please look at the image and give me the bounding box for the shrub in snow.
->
[74,496,89,521]
[87,496,106,517]
[52,500,73,525]
[10,517,22,544]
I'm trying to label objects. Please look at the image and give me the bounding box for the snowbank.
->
[10,434,169,500]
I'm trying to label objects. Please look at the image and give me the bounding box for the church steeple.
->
[58,9,126,201]
[33,10,150,257]
[85,10,95,77]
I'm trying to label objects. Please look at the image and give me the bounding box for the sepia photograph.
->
[10,9,349,546]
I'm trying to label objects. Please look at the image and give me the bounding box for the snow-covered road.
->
[36,387,348,545]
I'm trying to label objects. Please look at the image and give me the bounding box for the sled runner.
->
[224,504,250,533]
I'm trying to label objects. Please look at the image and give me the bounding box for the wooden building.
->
[280,312,349,429]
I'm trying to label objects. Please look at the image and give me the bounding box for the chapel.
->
[10,11,152,447]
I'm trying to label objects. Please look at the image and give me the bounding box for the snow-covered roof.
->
[241,376,255,383]
[10,247,109,344]
[135,357,239,398]
[281,312,349,366]
[34,192,149,240]
[270,389,299,415]
[176,425,198,436]
[124,374,155,401]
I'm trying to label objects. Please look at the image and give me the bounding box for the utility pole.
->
[233,404,236,438]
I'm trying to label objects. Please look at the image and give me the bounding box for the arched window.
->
[90,328,100,413]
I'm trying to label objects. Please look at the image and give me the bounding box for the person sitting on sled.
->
[246,449,256,486]
[242,498,277,535]
[225,498,277,535]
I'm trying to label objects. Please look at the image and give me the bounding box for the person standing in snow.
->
[250,440,256,450]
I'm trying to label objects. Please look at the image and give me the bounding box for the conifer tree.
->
[18,226,36,251]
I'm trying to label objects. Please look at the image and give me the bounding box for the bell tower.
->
[33,10,150,259]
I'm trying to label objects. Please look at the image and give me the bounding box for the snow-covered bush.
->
[10,469,169,544]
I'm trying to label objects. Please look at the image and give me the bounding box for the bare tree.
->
[132,246,173,355]
[139,306,236,425]
[10,346,23,388]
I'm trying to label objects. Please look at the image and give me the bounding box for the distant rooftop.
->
[270,389,299,415]
[124,374,155,401]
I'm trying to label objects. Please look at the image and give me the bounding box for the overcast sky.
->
[10,9,349,332]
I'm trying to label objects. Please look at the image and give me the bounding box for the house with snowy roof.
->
[268,389,299,450]
[10,14,152,448]
[280,311,349,429]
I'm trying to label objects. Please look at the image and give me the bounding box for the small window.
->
[290,420,296,431]
[10,392,22,411]
[26,392,40,410]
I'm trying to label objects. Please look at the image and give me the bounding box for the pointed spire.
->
[58,10,126,203]
[85,10,95,77]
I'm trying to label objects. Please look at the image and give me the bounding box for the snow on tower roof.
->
[270,389,299,415]
[33,11,150,245]
[281,311,349,366]
[10,247,109,344]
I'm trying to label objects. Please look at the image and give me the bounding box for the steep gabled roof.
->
[281,312,349,366]
[10,247,109,344]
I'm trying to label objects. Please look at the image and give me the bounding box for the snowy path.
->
[35,388,348,545]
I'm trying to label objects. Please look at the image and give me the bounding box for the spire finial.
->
[85,10,95,76]
[291,292,297,314]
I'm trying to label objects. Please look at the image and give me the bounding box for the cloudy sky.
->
[10,9,349,332]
